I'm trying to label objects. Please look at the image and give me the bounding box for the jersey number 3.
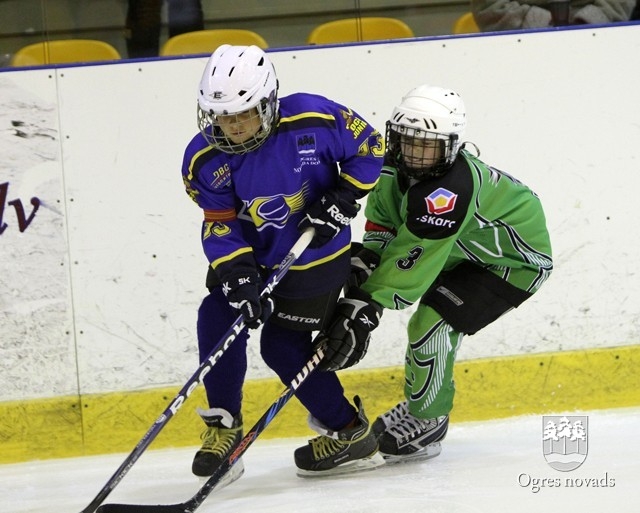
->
[396,246,424,271]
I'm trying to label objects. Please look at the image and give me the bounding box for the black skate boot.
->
[375,401,449,463]
[192,407,244,488]
[294,396,385,477]
[371,401,409,439]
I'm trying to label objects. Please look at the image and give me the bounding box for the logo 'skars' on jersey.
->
[426,187,457,215]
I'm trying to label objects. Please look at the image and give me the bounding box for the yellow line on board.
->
[1,344,638,464]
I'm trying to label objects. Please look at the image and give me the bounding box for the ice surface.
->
[2,407,638,513]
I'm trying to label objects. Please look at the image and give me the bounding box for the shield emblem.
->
[542,415,588,471]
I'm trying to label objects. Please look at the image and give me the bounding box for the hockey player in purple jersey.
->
[180,45,384,482]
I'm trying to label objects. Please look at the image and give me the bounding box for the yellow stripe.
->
[210,246,253,269]
[187,145,214,181]
[213,244,349,277]
[2,344,638,464]
[340,172,379,191]
[279,112,335,124]
[285,243,350,270]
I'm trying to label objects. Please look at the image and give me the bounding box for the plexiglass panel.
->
[0,0,470,68]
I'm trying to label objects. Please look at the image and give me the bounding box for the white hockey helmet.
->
[386,85,466,179]
[197,44,279,154]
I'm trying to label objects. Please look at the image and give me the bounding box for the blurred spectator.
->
[632,0,640,19]
[126,0,204,58]
[472,0,635,31]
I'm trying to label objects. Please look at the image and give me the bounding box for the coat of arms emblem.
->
[542,415,588,471]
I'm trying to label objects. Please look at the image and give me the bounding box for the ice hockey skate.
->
[371,400,410,437]
[294,396,385,477]
[373,401,448,464]
[192,407,244,489]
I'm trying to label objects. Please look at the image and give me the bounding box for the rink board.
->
[1,23,640,464]
[1,343,638,463]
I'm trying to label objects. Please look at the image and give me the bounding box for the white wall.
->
[1,24,639,402]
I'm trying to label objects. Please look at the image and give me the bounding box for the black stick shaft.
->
[79,229,314,513]
[96,347,324,513]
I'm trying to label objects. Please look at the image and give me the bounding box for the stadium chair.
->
[452,12,480,34]
[10,39,121,66]
[160,29,268,56]
[306,17,415,45]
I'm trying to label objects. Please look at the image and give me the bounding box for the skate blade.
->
[381,442,442,465]
[296,451,385,478]
[199,458,245,491]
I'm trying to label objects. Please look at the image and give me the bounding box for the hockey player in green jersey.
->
[319,84,553,462]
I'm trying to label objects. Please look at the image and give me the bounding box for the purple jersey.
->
[182,92,383,296]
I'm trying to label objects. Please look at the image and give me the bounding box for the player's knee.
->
[408,304,446,340]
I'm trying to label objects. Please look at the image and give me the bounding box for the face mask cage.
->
[197,94,278,155]
[385,121,458,180]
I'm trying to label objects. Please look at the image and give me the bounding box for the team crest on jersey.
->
[294,134,320,171]
[297,134,316,155]
[426,188,457,215]
[239,183,309,230]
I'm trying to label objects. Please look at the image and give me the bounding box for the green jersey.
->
[360,149,553,310]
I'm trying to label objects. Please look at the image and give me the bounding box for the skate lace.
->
[390,415,436,442]
[380,401,409,427]
[309,435,346,460]
[199,426,239,456]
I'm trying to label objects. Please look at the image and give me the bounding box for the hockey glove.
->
[299,190,360,248]
[320,287,383,372]
[346,246,381,291]
[222,271,274,329]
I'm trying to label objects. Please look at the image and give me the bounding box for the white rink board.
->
[1,24,639,401]
[0,72,76,398]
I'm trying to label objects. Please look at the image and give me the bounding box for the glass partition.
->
[2,0,638,68]
[0,0,475,68]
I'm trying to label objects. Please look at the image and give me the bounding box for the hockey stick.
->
[79,228,314,513]
[96,345,326,513]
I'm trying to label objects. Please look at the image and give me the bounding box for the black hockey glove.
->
[299,190,360,248]
[346,246,381,291]
[320,287,383,372]
[222,271,274,329]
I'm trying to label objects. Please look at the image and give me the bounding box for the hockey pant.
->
[405,262,535,419]
[197,286,356,432]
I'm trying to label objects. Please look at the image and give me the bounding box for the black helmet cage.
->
[385,121,458,180]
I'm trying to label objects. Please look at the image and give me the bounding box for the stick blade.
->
[96,504,188,513]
